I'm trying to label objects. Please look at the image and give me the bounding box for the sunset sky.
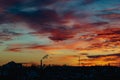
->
[0,0,120,66]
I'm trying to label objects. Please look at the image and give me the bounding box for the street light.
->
[40,55,49,68]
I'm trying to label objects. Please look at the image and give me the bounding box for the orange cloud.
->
[85,53,120,66]
[44,53,120,66]
[76,28,120,50]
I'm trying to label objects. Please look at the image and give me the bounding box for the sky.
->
[0,0,120,66]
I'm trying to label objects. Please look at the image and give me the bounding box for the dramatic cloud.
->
[0,0,120,66]
[76,27,120,50]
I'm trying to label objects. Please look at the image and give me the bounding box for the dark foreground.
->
[0,62,120,80]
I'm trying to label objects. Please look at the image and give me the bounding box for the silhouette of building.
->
[2,61,22,69]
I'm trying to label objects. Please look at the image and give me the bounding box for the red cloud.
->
[49,29,75,41]
[77,27,120,50]
[6,48,21,52]
[99,13,120,19]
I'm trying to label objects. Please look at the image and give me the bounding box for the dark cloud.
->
[0,0,58,8]
[81,0,97,5]
[0,0,75,38]
[8,8,60,23]
[0,0,22,7]
[0,0,77,42]
[0,0,119,43]
[88,53,120,58]
[36,0,59,6]
[0,0,62,23]
[90,22,109,26]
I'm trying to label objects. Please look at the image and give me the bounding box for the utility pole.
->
[78,55,80,66]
